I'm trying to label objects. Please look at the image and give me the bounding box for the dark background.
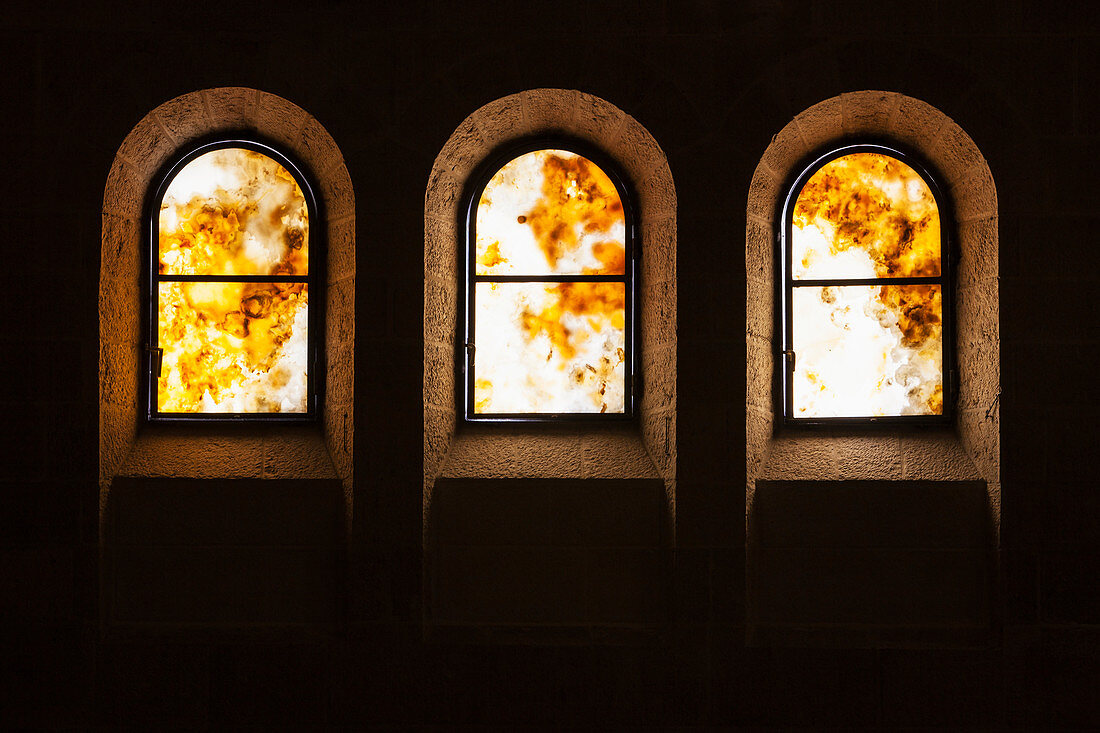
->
[4,1,1099,727]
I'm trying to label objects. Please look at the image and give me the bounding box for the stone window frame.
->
[458,133,640,422]
[746,91,1000,528]
[425,89,677,521]
[144,134,325,424]
[100,88,355,514]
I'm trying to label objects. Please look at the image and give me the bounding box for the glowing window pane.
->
[473,282,626,414]
[475,149,626,276]
[792,284,942,417]
[157,282,308,413]
[159,149,309,277]
[792,153,940,280]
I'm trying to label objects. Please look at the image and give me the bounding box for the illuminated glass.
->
[466,145,633,417]
[783,147,949,421]
[151,144,315,417]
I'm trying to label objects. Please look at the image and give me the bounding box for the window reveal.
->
[149,143,317,418]
[782,146,951,421]
[465,146,634,418]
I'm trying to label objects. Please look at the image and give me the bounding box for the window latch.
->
[146,345,163,378]
[782,349,796,372]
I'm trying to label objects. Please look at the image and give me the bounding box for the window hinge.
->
[465,341,475,358]
[782,349,796,372]
[146,345,163,378]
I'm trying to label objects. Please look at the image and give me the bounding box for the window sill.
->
[440,422,660,480]
[118,423,338,481]
[757,426,981,482]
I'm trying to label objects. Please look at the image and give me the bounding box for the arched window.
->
[461,139,636,420]
[146,138,321,421]
[779,143,953,424]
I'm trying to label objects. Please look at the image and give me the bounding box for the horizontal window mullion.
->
[156,274,310,283]
[791,276,942,287]
[473,274,627,283]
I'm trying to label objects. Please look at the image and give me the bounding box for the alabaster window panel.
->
[781,144,953,423]
[148,140,321,420]
[463,142,636,419]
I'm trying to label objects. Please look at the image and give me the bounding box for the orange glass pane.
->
[159,148,309,276]
[475,149,626,276]
[157,281,308,413]
[792,284,942,418]
[473,281,626,414]
[792,153,940,280]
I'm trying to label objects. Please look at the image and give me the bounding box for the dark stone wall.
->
[3,1,1098,727]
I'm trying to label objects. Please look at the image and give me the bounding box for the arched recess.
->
[99,88,355,514]
[424,89,677,527]
[746,90,1000,523]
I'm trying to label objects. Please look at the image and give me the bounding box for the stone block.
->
[521,88,578,133]
[424,274,455,345]
[642,343,676,411]
[900,432,982,480]
[424,214,456,279]
[746,334,774,414]
[841,90,898,136]
[434,113,488,179]
[953,164,998,222]
[155,91,212,145]
[119,431,264,479]
[472,94,523,139]
[957,215,998,286]
[641,213,676,284]
[760,122,808,181]
[423,343,454,410]
[641,278,675,350]
[325,275,355,348]
[101,157,145,219]
[639,163,676,221]
[574,91,626,150]
[423,405,455,482]
[297,117,343,179]
[931,120,984,186]
[99,214,139,287]
[262,429,339,480]
[615,114,664,184]
[99,342,138,408]
[745,216,774,287]
[746,163,779,222]
[425,168,460,220]
[118,111,176,178]
[254,91,309,150]
[793,95,843,152]
[836,435,902,479]
[758,435,837,480]
[203,87,257,130]
[889,95,949,152]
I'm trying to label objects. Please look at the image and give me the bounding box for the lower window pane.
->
[792,284,942,418]
[157,281,309,413]
[473,281,626,414]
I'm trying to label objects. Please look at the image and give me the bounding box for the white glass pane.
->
[475,149,625,276]
[792,284,942,417]
[473,281,626,414]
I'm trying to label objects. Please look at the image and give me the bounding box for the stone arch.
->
[99,88,355,509]
[424,89,677,524]
[746,91,1000,523]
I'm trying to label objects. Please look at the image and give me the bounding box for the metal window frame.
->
[458,136,639,423]
[143,135,325,423]
[778,141,956,427]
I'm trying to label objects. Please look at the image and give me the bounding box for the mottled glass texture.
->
[789,152,944,419]
[156,147,310,414]
[792,153,939,280]
[157,282,309,413]
[473,282,626,414]
[475,149,626,276]
[159,149,309,276]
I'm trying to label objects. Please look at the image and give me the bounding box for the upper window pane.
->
[159,148,309,277]
[475,149,625,276]
[792,152,940,280]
